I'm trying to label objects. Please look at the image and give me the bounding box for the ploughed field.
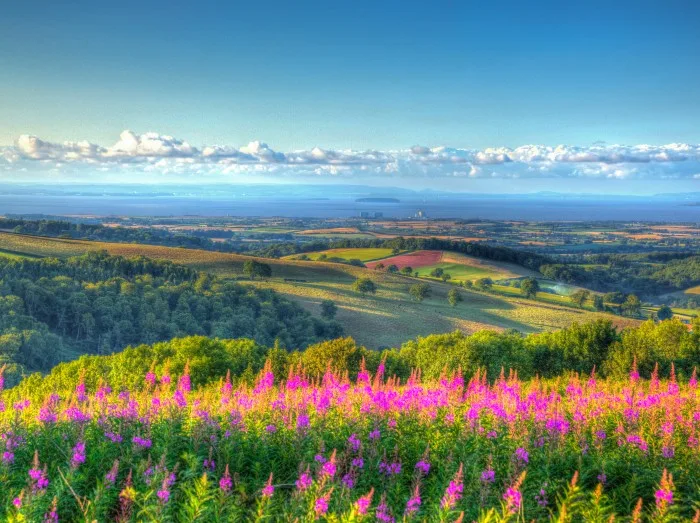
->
[0,365,696,521]
[0,232,635,347]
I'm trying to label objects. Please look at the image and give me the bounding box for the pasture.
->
[0,232,636,347]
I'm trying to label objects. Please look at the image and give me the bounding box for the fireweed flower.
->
[132,436,152,449]
[219,465,233,493]
[262,473,274,498]
[655,469,674,509]
[71,441,86,468]
[376,494,394,522]
[320,451,337,478]
[352,457,364,469]
[341,473,355,489]
[514,447,529,464]
[348,433,361,451]
[296,468,313,491]
[441,464,463,510]
[415,460,431,475]
[504,487,523,514]
[356,488,374,515]
[405,484,422,516]
[314,492,331,517]
[105,460,119,487]
[481,469,495,484]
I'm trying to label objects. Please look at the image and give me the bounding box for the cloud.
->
[5,130,700,182]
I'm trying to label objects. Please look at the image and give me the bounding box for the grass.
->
[287,248,398,263]
[0,231,636,347]
[685,285,700,295]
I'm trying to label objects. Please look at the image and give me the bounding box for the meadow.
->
[0,363,697,521]
[0,232,637,348]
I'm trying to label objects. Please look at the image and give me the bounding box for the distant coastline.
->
[356,197,400,203]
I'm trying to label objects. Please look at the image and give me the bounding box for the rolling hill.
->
[0,231,638,347]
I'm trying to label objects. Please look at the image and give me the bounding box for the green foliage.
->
[657,304,673,321]
[0,252,340,379]
[520,277,539,299]
[352,277,377,295]
[570,289,591,308]
[320,299,337,320]
[622,294,642,317]
[475,277,493,290]
[409,283,431,302]
[447,288,463,306]
[429,267,444,278]
[243,260,272,280]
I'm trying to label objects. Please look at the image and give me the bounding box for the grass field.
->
[686,285,700,295]
[287,248,398,262]
[0,232,637,347]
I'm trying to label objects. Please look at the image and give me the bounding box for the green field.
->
[0,231,638,347]
[289,247,398,262]
[414,261,499,281]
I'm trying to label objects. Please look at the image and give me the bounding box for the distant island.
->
[355,197,400,203]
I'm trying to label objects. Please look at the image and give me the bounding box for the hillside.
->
[0,231,637,347]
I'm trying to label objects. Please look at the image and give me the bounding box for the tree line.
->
[8,316,699,400]
[0,252,341,385]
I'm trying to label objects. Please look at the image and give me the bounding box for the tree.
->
[320,300,338,320]
[401,266,413,276]
[409,283,431,302]
[352,278,377,295]
[475,278,493,291]
[387,264,399,274]
[570,289,590,308]
[656,304,673,321]
[621,294,642,317]
[593,295,605,311]
[521,278,539,299]
[441,273,452,283]
[447,288,463,306]
[374,263,385,271]
[430,268,444,278]
[243,260,272,280]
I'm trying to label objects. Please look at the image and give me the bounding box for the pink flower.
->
[262,473,274,498]
[220,465,233,492]
[503,487,522,514]
[356,488,374,515]
[314,493,330,517]
[440,464,463,510]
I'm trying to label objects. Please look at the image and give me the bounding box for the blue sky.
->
[1,0,699,193]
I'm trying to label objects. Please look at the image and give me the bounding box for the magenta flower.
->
[220,465,233,493]
[314,493,330,517]
[356,488,374,515]
[440,464,463,510]
[296,469,312,491]
[415,460,431,475]
[503,487,522,514]
[261,473,274,498]
[71,441,86,468]
[514,447,529,464]
[481,469,495,483]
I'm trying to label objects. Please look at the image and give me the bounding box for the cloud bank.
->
[2,130,700,183]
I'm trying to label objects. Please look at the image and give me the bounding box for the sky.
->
[1,0,699,193]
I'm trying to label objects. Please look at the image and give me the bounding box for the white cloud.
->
[6,130,700,182]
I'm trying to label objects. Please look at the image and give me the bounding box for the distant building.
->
[374,212,383,218]
[415,209,426,219]
[360,211,370,218]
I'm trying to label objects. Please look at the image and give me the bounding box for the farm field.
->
[286,247,398,262]
[686,285,700,295]
[0,232,636,347]
[365,250,443,270]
